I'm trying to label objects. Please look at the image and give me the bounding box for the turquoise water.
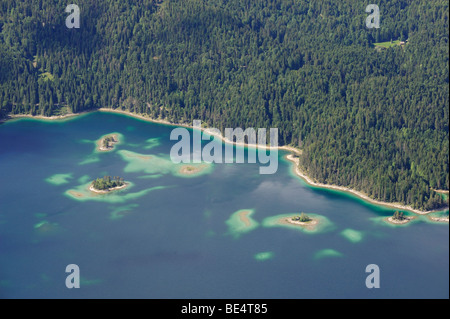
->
[0,112,448,298]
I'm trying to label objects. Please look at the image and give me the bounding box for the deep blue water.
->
[0,112,448,298]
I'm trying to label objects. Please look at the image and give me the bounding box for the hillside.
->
[0,0,448,210]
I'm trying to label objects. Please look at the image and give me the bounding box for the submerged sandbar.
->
[340,228,364,243]
[117,150,213,178]
[314,249,343,260]
[34,220,60,235]
[45,173,73,185]
[225,209,259,238]
[177,164,210,176]
[254,251,274,261]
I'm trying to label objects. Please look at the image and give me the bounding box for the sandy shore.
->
[7,110,91,121]
[385,216,416,225]
[5,108,301,155]
[429,216,449,223]
[286,218,318,227]
[89,182,128,194]
[97,108,302,154]
[277,216,319,231]
[285,154,448,215]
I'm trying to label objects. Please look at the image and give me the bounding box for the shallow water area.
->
[0,112,448,298]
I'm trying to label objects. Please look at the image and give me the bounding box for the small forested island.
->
[97,134,119,152]
[386,211,415,225]
[291,212,312,223]
[90,176,127,193]
[286,212,318,229]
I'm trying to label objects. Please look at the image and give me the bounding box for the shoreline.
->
[89,182,129,194]
[284,217,318,227]
[285,154,449,215]
[4,108,302,154]
[274,216,320,231]
[429,216,449,223]
[5,108,448,214]
[385,216,416,225]
[97,108,302,154]
[7,110,92,122]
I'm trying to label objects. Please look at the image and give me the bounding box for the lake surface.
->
[0,112,448,298]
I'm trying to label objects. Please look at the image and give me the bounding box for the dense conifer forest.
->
[0,0,448,210]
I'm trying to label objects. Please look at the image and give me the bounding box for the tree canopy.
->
[0,0,448,210]
[92,176,124,191]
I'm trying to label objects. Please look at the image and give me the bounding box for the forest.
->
[92,176,125,191]
[0,0,448,210]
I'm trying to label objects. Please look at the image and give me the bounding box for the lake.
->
[0,111,448,298]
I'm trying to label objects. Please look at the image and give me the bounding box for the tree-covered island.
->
[386,211,415,225]
[90,176,127,192]
[392,211,406,221]
[103,136,117,149]
[279,212,319,231]
[291,212,312,223]
[97,134,119,152]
